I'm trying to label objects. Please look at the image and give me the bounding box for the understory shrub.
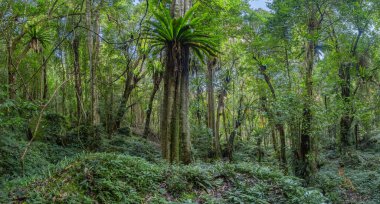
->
[100,135,161,162]
[4,153,327,203]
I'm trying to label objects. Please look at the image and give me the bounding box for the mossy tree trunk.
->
[160,0,192,164]
[113,56,144,130]
[180,46,191,164]
[297,2,319,179]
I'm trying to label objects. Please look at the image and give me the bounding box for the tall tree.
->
[149,2,217,163]
[207,57,221,158]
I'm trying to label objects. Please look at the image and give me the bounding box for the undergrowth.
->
[3,153,327,203]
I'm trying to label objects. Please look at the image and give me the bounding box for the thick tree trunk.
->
[161,46,175,160]
[180,47,191,164]
[298,13,317,179]
[160,0,192,163]
[169,50,181,163]
[170,68,182,163]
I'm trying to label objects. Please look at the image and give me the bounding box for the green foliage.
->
[0,99,38,130]
[28,113,69,144]
[191,125,213,160]
[4,153,327,203]
[64,125,104,150]
[100,135,161,162]
[26,25,52,52]
[0,130,78,180]
[146,3,218,61]
[233,140,269,163]
[312,149,380,203]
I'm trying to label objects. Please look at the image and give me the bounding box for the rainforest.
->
[0,0,380,203]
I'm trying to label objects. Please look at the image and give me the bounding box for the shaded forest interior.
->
[1,0,380,203]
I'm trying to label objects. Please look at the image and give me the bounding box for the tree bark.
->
[226,96,244,161]
[93,6,101,125]
[42,56,48,100]
[72,36,83,125]
[180,47,191,164]
[7,40,16,99]
[113,56,144,130]
[144,72,163,138]
[271,127,279,160]
[297,6,318,179]
[87,0,100,125]
[216,90,226,158]
[257,64,287,172]
[161,46,175,160]
[207,58,221,158]
[160,0,192,163]
[339,63,352,148]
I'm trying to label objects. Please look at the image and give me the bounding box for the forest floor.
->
[0,126,379,203]
[312,141,380,204]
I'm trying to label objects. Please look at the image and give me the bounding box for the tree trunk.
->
[256,134,264,162]
[207,58,221,158]
[73,36,83,125]
[276,124,287,173]
[106,55,114,134]
[216,90,226,158]
[160,0,192,163]
[257,64,287,172]
[195,70,202,126]
[271,128,280,160]
[339,63,352,149]
[86,0,99,125]
[113,56,144,130]
[42,56,48,100]
[180,47,192,164]
[144,72,163,138]
[169,50,181,163]
[297,8,317,179]
[60,51,67,115]
[92,6,101,125]
[7,40,16,99]
[161,46,175,160]
[226,96,244,161]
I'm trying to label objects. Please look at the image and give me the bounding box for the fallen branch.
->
[20,77,72,175]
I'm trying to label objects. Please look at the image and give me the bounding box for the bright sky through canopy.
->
[250,0,271,11]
